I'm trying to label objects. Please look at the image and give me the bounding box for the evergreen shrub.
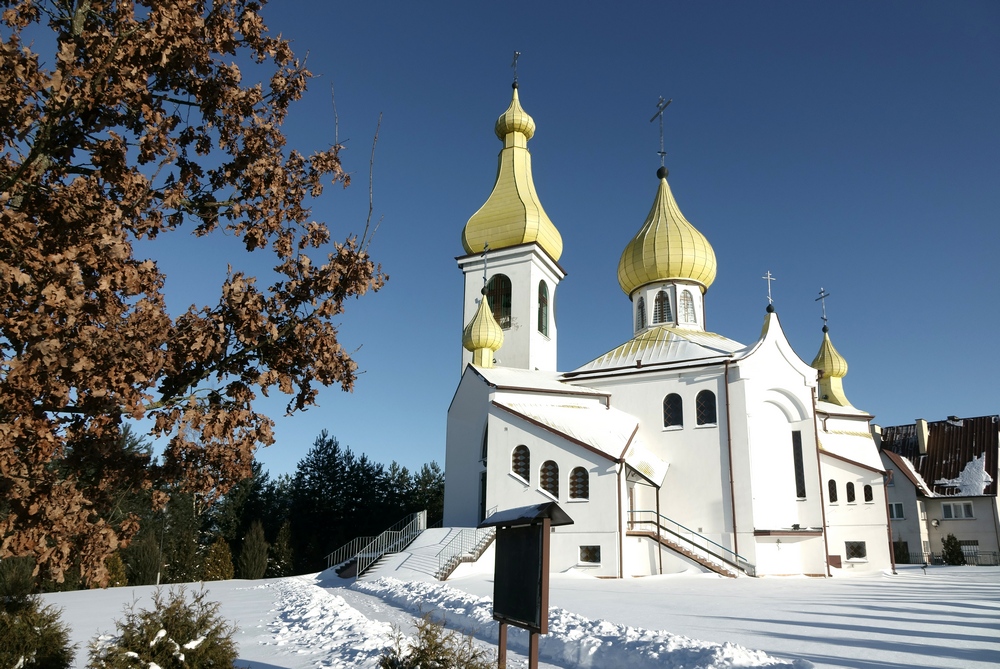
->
[941,534,966,565]
[87,587,237,669]
[104,554,128,588]
[379,615,494,669]
[0,571,75,669]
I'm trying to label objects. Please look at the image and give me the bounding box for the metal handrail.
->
[433,507,498,579]
[434,526,495,579]
[628,509,755,576]
[354,510,427,577]
[325,535,377,570]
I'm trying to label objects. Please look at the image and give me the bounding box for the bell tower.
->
[458,82,564,372]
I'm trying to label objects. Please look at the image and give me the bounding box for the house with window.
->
[444,83,891,578]
[877,416,1000,564]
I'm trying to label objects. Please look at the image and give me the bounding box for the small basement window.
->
[845,541,867,561]
[579,546,601,565]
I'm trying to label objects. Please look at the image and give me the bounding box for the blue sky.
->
[145,1,999,477]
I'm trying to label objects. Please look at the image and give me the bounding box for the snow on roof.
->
[471,365,607,397]
[493,400,669,485]
[882,450,935,496]
[818,430,884,472]
[934,453,994,496]
[565,325,746,376]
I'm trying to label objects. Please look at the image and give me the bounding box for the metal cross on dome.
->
[650,96,673,167]
[762,270,777,305]
[481,242,490,289]
[511,51,521,85]
[816,287,831,327]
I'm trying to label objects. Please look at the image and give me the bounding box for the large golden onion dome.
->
[617,167,717,296]
[462,288,504,367]
[462,84,563,262]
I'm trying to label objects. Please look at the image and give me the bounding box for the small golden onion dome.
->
[495,85,536,140]
[811,326,851,406]
[463,289,504,367]
[618,168,717,296]
[462,84,563,262]
[811,326,848,378]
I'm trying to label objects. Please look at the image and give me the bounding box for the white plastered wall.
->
[822,457,892,573]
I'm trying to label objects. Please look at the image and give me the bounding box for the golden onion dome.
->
[463,288,504,367]
[811,326,848,378]
[494,85,536,140]
[462,84,563,262]
[811,326,851,406]
[617,167,717,296]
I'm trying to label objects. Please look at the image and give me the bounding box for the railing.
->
[628,509,755,577]
[355,510,427,577]
[323,510,427,575]
[434,507,497,580]
[326,535,377,570]
[435,526,496,580]
[902,551,1000,567]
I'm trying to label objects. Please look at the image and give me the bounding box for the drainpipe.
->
[617,461,624,579]
[811,387,832,577]
[883,477,897,575]
[724,360,739,558]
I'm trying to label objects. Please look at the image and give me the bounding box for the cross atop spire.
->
[816,287,831,329]
[481,241,490,288]
[511,51,521,85]
[650,96,673,167]
[762,270,777,306]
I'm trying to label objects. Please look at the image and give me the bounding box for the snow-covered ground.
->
[41,551,1000,669]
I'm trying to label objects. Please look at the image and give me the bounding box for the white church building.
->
[443,83,891,578]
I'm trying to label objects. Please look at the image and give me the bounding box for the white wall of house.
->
[822,457,891,573]
[443,370,492,528]
[879,452,927,563]
[923,496,1000,558]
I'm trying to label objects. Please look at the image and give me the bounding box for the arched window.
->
[663,393,683,428]
[653,290,672,324]
[569,467,589,500]
[636,297,646,331]
[537,281,548,336]
[828,479,838,503]
[680,290,696,323]
[540,460,559,498]
[846,482,856,503]
[863,484,873,503]
[511,445,530,482]
[696,390,717,425]
[486,274,512,329]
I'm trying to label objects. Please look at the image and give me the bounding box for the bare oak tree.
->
[0,0,384,586]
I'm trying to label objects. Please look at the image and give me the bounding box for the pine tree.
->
[202,539,235,581]
[104,554,128,588]
[237,521,269,580]
[266,521,294,578]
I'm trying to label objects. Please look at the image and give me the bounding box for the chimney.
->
[916,419,929,454]
[870,424,883,449]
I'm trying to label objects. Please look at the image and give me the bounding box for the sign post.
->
[478,502,574,669]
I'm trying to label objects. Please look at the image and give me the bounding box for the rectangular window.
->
[579,546,601,564]
[959,540,979,559]
[845,541,867,560]
[792,431,806,499]
[942,502,974,519]
[888,503,905,519]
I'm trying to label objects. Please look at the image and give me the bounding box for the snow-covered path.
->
[41,564,1000,669]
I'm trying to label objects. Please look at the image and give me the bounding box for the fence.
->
[900,551,1000,566]
[324,510,427,576]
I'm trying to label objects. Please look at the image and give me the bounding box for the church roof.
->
[617,168,717,296]
[461,84,563,262]
[492,400,669,486]
[471,365,607,398]
[818,430,884,472]
[565,325,745,377]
